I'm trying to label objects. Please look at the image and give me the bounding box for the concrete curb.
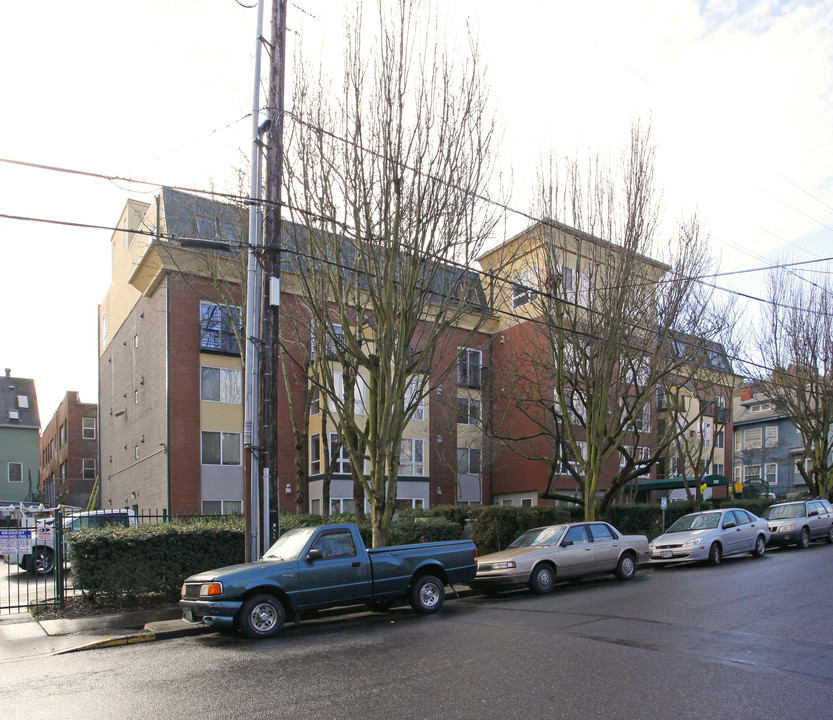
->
[57,621,210,654]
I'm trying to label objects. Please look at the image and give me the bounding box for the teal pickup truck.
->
[180,523,478,639]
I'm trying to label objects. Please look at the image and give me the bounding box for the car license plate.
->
[661,551,672,559]
[183,608,194,622]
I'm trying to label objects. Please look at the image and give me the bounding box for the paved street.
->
[3,543,832,719]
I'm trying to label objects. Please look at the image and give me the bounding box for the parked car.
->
[762,498,833,548]
[649,508,770,566]
[468,522,650,595]
[3,508,136,575]
[180,523,478,639]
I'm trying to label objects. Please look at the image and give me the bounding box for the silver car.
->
[470,522,650,595]
[649,508,770,566]
[762,499,833,548]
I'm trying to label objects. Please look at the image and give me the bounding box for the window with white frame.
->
[734,465,742,483]
[457,396,481,426]
[744,464,761,481]
[400,437,425,475]
[743,427,762,449]
[457,447,481,475]
[201,431,242,466]
[82,417,96,440]
[330,498,355,515]
[200,302,241,354]
[202,500,243,515]
[734,431,742,452]
[310,386,320,415]
[201,366,243,404]
[716,430,725,449]
[712,463,724,477]
[765,463,777,486]
[635,403,650,433]
[671,456,681,476]
[310,434,321,474]
[511,266,538,308]
[329,371,368,416]
[8,462,22,483]
[703,422,712,448]
[765,426,778,448]
[83,458,96,480]
[405,382,425,421]
[563,388,586,425]
[620,446,651,475]
[328,433,351,474]
[562,442,586,472]
[457,348,483,388]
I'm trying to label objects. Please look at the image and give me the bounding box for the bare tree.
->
[488,124,734,520]
[281,1,502,546]
[757,265,833,500]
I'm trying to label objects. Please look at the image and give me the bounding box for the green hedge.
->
[68,516,245,601]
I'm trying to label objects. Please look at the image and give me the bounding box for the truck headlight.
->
[201,582,223,596]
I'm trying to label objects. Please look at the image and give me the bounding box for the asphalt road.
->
[4,543,833,720]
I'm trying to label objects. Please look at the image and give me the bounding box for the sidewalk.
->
[0,605,207,661]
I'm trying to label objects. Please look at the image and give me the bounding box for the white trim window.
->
[744,427,762,450]
[716,429,725,449]
[620,446,651,476]
[744,464,761,482]
[457,397,481,426]
[765,463,777,486]
[703,422,712,448]
[310,434,321,475]
[562,442,587,473]
[457,447,481,475]
[328,433,351,474]
[765,426,778,448]
[405,382,425,421]
[400,437,425,476]
[201,366,243,404]
[329,371,368,416]
[734,465,742,484]
[511,266,538,308]
[712,463,725,477]
[82,417,96,440]
[201,431,242,466]
[83,458,96,480]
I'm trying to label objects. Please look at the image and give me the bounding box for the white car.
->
[649,508,770,566]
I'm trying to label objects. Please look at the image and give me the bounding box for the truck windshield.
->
[262,527,315,561]
[762,504,803,520]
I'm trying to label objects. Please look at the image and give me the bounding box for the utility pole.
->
[244,0,265,563]
[260,0,287,553]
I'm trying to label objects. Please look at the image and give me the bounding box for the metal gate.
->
[0,505,80,615]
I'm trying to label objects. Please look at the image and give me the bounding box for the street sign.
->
[0,529,33,555]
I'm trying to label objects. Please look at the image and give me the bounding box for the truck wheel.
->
[409,575,445,614]
[528,564,555,594]
[239,594,285,639]
[28,547,54,576]
[797,527,810,549]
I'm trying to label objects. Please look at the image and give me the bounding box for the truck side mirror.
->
[305,549,322,563]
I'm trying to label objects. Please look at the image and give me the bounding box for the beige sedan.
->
[470,522,650,594]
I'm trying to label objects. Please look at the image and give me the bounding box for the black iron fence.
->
[0,506,228,615]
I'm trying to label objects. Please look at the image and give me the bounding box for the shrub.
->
[68,517,245,602]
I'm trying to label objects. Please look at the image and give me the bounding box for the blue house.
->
[0,369,41,503]
[732,390,807,498]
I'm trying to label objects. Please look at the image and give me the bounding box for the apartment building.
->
[40,391,97,507]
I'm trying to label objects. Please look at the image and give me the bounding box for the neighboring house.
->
[40,392,97,508]
[733,387,808,498]
[0,369,41,503]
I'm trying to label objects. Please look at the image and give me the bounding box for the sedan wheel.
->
[528,564,555,594]
[826,527,833,545]
[707,542,722,566]
[752,535,766,558]
[614,553,636,581]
